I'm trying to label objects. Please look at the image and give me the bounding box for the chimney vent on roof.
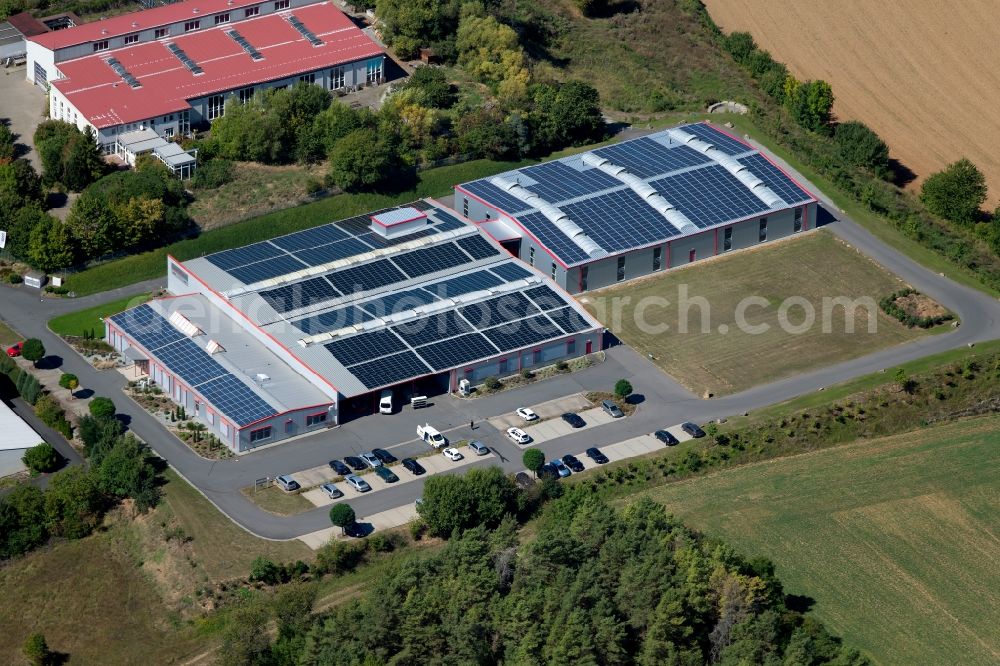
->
[193,7,200,13]
[131,21,138,27]
[101,28,108,34]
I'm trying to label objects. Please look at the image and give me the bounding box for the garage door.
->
[33,62,46,88]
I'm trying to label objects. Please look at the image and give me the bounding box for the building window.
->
[185,20,200,32]
[93,40,109,52]
[274,0,289,9]
[580,265,588,291]
[528,246,535,266]
[179,110,190,135]
[238,86,255,104]
[366,58,383,84]
[724,226,733,251]
[462,197,469,217]
[794,208,803,232]
[566,339,576,355]
[124,33,139,45]
[759,217,768,242]
[207,411,214,425]
[306,412,327,427]
[163,127,174,138]
[244,5,259,17]
[207,95,225,120]
[249,426,272,443]
[653,246,662,271]
[616,256,626,282]
[299,72,315,84]
[214,12,230,24]
[329,65,345,89]
[550,262,557,280]
[154,27,169,38]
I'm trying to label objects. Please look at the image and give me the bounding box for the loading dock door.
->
[33,62,47,88]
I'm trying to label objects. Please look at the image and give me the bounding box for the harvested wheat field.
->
[703,0,1000,202]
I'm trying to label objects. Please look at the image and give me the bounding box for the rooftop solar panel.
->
[423,271,504,299]
[523,285,567,311]
[517,161,619,203]
[483,313,564,352]
[740,153,813,205]
[109,303,185,352]
[359,287,438,317]
[197,374,277,426]
[489,262,533,282]
[205,241,285,271]
[432,210,468,231]
[415,332,499,371]
[228,254,309,284]
[293,306,373,334]
[325,258,407,295]
[461,180,531,216]
[293,237,372,266]
[269,224,349,252]
[560,189,680,253]
[392,242,472,279]
[155,338,229,387]
[650,165,770,229]
[456,235,500,261]
[258,276,340,314]
[459,292,540,329]
[325,328,407,366]
[546,306,592,335]
[348,350,432,390]
[593,137,712,179]
[391,310,473,347]
[287,14,323,46]
[354,228,436,249]
[682,123,751,156]
[514,212,591,265]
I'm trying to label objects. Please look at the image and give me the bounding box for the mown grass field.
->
[635,416,1000,666]
[47,293,151,337]
[583,230,928,396]
[0,320,20,347]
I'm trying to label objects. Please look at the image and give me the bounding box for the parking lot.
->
[0,67,46,169]
[487,393,592,430]
[514,405,619,445]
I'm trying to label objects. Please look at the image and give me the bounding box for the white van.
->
[379,390,393,414]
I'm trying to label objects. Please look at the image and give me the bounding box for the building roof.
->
[6,12,50,38]
[176,200,601,399]
[458,122,817,268]
[28,0,263,50]
[51,2,382,128]
[154,141,197,167]
[0,401,44,451]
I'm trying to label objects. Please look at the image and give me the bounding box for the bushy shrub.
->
[192,158,234,189]
[22,443,60,475]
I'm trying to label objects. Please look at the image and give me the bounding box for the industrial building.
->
[106,201,602,452]
[0,11,77,63]
[456,122,818,293]
[25,0,385,153]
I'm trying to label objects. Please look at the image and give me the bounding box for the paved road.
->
[1,154,998,539]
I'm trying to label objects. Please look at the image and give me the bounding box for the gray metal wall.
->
[448,330,602,388]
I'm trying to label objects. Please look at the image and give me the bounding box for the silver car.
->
[320,482,343,499]
[344,474,372,492]
[468,440,490,456]
[274,475,300,492]
[360,452,382,468]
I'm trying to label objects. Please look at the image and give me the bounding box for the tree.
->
[33,120,106,190]
[834,121,890,176]
[27,214,76,273]
[523,448,545,477]
[58,373,79,399]
[327,128,398,191]
[530,81,605,153]
[375,0,461,61]
[22,632,51,666]
[457,13,528,94]
[0,485,48,558]
[88,396,117,420]
[43,466,104,539]
[329,503,356,534]
[456,108,518,160]
[406,66,456,109]
[614,379,633,400]
[785,79,834,133]
[0,123,14,163]
[22,443,60,475]
[920,158,987,224]
[0,158,43,208]
[219,601,272,666]
[249,555,283,584]
[723,31,757,65]
[418,467,518,537]
[20,338,44,366]
[95,435,159,511]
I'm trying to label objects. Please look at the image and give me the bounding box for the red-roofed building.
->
[28,0,384,152]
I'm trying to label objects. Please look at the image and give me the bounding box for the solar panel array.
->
[456,235,500,261]
[560,189,682,250]
[109,304,277,425]
[650,165,770,228]
[293,306,373,334]
[166,43,202,75]
[593,137,711,179]
[227,29,263,61]
[288,15,323,46]
[319,281,597,390]
[106,57,140,88]
[739,154,813,206]
[392,243,471,279]
[519,161,619,202]
[258,276,339,314]
[460,180,530,215]
[681,123,752,155]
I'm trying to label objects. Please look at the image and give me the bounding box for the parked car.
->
[5,342,23,358]
[506,427,531,444]
[320,482,343,499]
[274,475,300,492]
[601,400,625,418]
[401,458,426,475]
[468,440,490,456]
[516,407,539,422]
[538,463,559,480]
[344,521,367,538]
[417,423,446,448]
[561,412,585,428]
[328,459,351,476]
[344,456,366,471]
[374,466,399,483]
[550,459,571,478]
[379,389,393,414]
[360,452,382,468]
[681,422,706,438]
[372,448,397,464]
[585,447,609,464]
[561,454,584,473]
[344,474,372,492]
[654,429,679,446]
[442,447,464,461]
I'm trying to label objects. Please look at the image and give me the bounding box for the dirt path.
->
[703,0,1000,203]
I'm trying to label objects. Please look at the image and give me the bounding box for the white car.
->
[515,407,538,422]
[506,427,531,444]
[442,447,464,461]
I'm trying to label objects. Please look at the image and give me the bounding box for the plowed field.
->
[703,0,1000,201]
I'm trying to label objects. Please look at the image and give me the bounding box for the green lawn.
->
[48,293,151,337]
[0,320,21,347]
[240,484,316,517]
[583,230,929,396]
[635,415,1000,666]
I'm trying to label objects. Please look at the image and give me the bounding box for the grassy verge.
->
[636,415,1000,665]
[583,230,927,396]
[0,320,21,347]
[241,485,317,517]
[48,293,151,337]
